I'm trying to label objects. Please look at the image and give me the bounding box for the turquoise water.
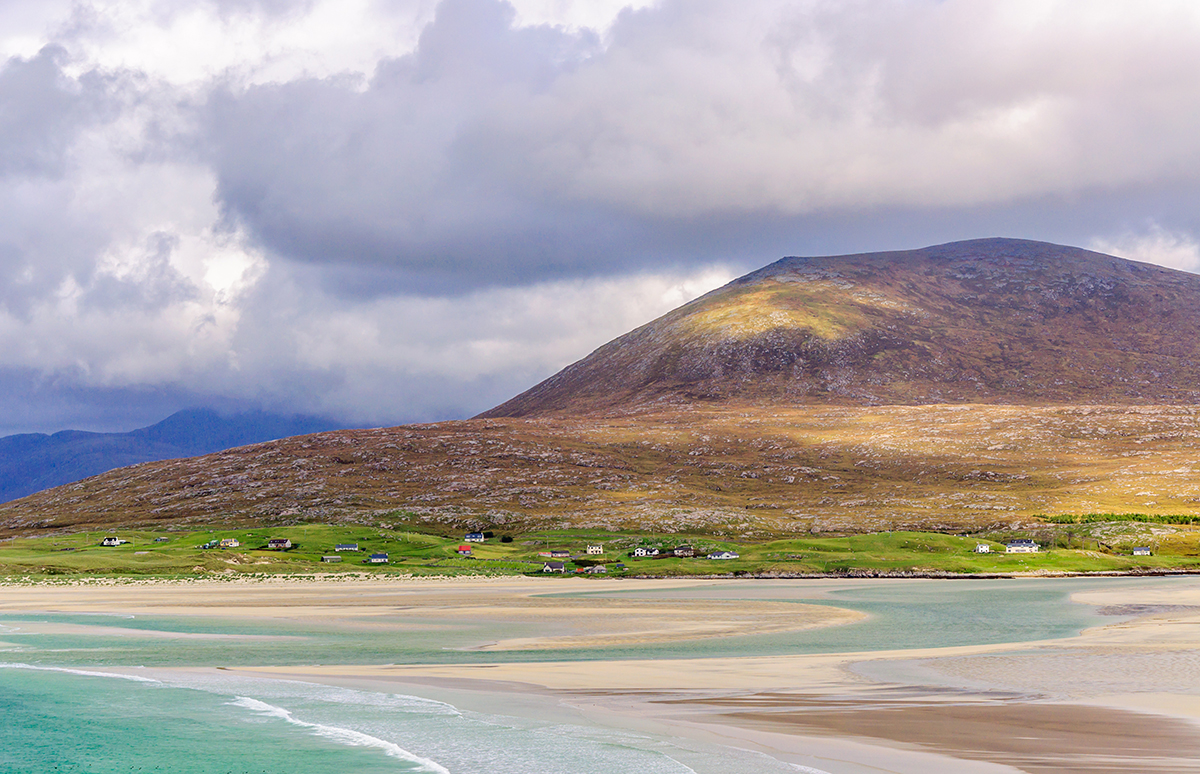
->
[0,578,1117,667]
[0,664,797,774]
[0,577,1169,773]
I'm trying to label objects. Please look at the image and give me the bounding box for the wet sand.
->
[7,575,1200,773]
[0,575,862,649]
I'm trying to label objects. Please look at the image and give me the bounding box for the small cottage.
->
[632,547,659,557]
[367,553,389,564]
[542,561,566,573]
[335,543,359,552]
[550,549,571,559]
[321,555,342,563]
[673,545,696,558]
[100,536,122,547]
[456,545,473,555]
[586,544,603,555]
[1005,539,1039,553]
[219,538,240,548]
[465,532,486,543]
[974,544,991,554]
[1133,546,1152,556]
[707,550,739,560]
[267,538,292,550]
[585,565,607,573]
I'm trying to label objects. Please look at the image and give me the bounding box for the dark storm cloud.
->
[202,0,1200,292]
[205,0,612,288]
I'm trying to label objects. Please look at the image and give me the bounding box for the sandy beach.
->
[5,575,1200,773]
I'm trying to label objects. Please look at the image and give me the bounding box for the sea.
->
[0,577,1161,774]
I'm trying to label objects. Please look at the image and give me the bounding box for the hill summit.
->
[483,238,1200,416]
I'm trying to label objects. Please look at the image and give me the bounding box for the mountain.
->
[6,238,1200,537]
[0,409,344,503]
[483,238,1200,417]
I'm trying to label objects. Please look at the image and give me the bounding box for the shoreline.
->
[4,564,1200,587]
[7,575,1200,772]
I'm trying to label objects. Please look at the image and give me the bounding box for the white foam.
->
[0,662,161,683]
[231,696,451,774]
[291,684,462,717]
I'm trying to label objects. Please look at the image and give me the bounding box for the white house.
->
[1005,539,1039,553]
[1133,546,1152,556]
[219,538,240,549]
[585,565,607,573]
[707,551,739,560]
[586,544,604,555]
[974,544,991,553]
[367,553,389,564]
[321,555,342,563]
[632,547,659,557]
[100,536,122,546]
[335,543,359,552]
[465,532,486,542]
[542,561,566,573]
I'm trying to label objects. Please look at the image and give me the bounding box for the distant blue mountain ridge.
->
[0,409,346,503]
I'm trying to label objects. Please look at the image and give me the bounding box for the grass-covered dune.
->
[2,522,1199,580]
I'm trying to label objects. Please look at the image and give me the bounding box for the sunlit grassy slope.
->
[2,526,1197,579]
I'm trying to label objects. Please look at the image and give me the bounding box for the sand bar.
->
[7,575,1200,772]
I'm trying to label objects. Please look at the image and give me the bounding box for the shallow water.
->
[0,662,813,774]
[0,576,1176,773]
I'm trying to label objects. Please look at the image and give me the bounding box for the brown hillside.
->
[483,238,1200,417]
[5,404,1200,537]
[7,238,1200,537]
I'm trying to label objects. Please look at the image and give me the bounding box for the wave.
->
[0,662,161,683]
[231,696,451,774]
[283,683,462,717]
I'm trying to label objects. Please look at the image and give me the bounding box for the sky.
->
[2,0,1200,434]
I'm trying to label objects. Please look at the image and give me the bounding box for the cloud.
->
[200,0,1200,287]
[1090,227,1200,273]
[5,0,1200,432]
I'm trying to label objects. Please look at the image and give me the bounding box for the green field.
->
[2,521,1200,579]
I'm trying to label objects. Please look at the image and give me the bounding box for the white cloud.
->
[44,0,647,89]
[8,0,1200,431]
[219,263,733,422]
[1090,227,1200,274]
